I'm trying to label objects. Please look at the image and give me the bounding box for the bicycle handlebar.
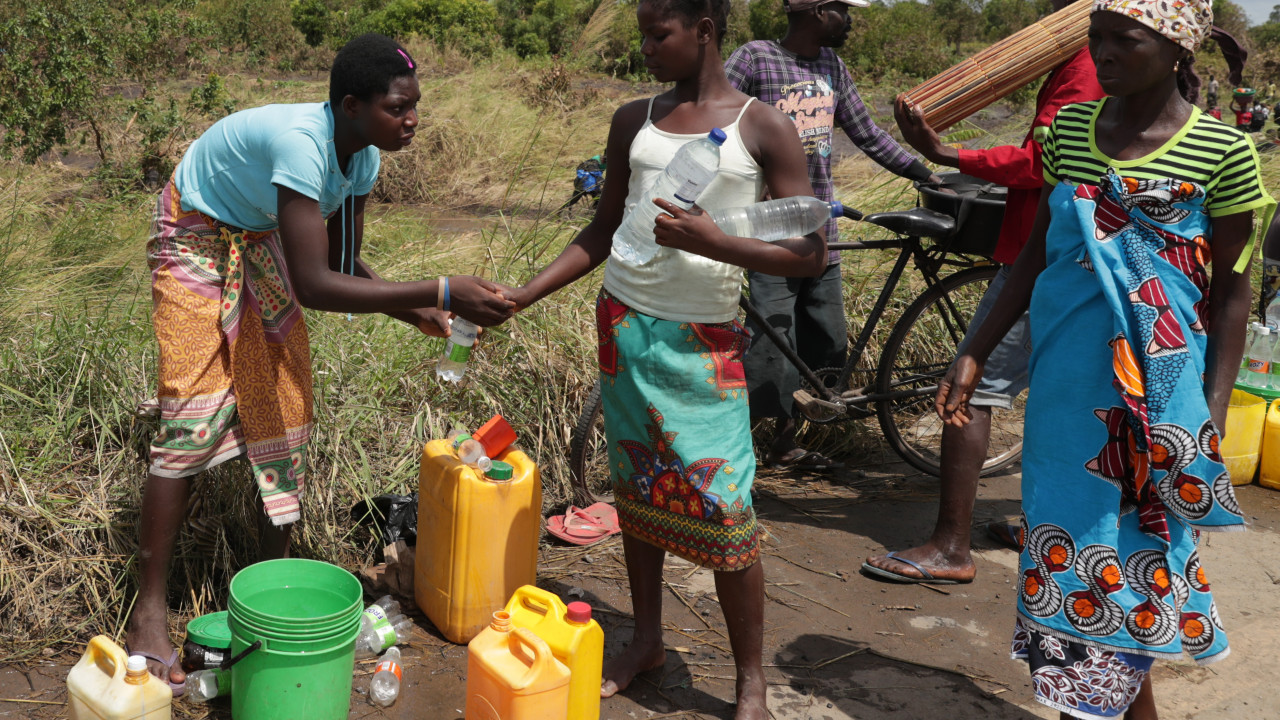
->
[840,205,864,221]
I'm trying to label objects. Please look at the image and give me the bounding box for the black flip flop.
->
[769,449,844,471]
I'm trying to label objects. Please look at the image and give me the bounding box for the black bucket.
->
[916,172,1007,257]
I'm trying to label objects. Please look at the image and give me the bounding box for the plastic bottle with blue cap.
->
[707,197,843,243]
[612,128,726,265]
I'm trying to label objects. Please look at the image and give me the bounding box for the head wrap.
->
[1091,0,1213,52]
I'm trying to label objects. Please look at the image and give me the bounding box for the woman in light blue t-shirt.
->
[129,33,515,692]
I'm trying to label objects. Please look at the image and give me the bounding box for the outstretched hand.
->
[449,275,517,326]
[651,198,726,257]
[935,354,984,427]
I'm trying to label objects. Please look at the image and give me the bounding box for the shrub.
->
[496,0,598,58]
[359,0,500,56]
[0,0,117,162]
[197,0,303,57]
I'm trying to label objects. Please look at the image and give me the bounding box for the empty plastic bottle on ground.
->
[369,647,402,707]
[446,429,493,472]
[355,595,411,660]
[186,669,230,703]
[1246,326,1272,388]
[708,197,843,242]
[437,318,480,382]
[612,128,726,265]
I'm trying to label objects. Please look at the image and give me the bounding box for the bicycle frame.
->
[738,219,985,418]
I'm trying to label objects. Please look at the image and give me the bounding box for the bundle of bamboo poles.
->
[901,0,1092,131]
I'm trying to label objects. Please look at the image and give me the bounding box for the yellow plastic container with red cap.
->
[415,439,541,643]
[503,586,605,720]
[466,611,571,719]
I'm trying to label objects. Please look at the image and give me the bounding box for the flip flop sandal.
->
[546,502,620,546]
[860,551,964,586]
[769,450,844,471]
[123,645,186,696]
[985,521,1025,551]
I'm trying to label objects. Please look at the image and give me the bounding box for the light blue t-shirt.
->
[173,102,380,231]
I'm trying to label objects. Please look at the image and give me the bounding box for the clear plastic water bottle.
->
[613,128,727,265]
[361,595,401,629]
[369,646,402,707]
[446,429,493,472]
[1246,325,1272,388]
[707,197,842,242]
[1240,322,1261,383]
[186,668,230,703]
[437,317,479,383]
[356,612,415,660]
[1267,296,1280,331]
[1269,332,1280,390]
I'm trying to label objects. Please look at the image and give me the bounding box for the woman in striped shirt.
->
[935,0,1273,718]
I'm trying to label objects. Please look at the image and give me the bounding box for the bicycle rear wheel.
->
[875,265,1024,477]
[568,380,613,507]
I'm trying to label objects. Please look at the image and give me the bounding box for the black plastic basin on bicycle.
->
[916,172,1007,257]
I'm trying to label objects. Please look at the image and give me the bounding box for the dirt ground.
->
[5,458,1280,720]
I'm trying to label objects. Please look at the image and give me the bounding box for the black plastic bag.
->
[350,493,418,547]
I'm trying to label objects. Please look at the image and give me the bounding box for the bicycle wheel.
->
[875,265,1024,477]
[568,380,614,506]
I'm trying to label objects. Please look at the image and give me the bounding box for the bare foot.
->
[734,671,769,720]
[125,602,185,686]
[599,638,666,698]
[863,543,976,584]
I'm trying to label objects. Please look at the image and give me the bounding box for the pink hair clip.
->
[397,49,414,69]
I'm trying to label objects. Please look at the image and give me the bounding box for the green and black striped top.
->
[1043,100,1271,219]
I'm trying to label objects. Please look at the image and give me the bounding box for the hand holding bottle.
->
[651,199,729,259]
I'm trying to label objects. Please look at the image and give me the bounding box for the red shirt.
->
[956,48,1104,265]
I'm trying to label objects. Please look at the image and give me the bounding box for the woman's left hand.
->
[652,198,727,256]
[413,308,452,337]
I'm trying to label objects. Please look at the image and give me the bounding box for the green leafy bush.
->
[359,0,500,56]
[197,0,302,57]
[0,0,117,162]
[496,0,598,58]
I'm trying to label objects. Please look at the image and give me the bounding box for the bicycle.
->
[567,180,1025,506]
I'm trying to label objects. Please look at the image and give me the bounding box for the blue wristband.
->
[443,277,451,312]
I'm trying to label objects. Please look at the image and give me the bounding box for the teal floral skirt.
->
[597,289,759,571]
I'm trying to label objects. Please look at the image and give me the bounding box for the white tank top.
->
[602,97,765,323]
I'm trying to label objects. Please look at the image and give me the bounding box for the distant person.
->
[504,0,827,714]
[563,152,607,212]
[1265,80,1276,104]
[1208,105,1222,120]
[938,0,1270,716]
[1206,73,1218,107]
[724,0,940,470]
[861,0,1104,585]
[127,33,514,693]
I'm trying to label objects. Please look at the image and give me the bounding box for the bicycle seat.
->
[863,208,955,238]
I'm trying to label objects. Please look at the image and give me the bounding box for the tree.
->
[1211,0,1249,42]
[981,0,1041,41]
[932,0,982,54]
[1270,3,1280,24]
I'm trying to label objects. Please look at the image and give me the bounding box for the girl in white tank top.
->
[505,1,827,716]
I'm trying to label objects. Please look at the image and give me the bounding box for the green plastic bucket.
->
[227,559,362,720]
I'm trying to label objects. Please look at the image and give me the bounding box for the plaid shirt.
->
[725,41,922,259]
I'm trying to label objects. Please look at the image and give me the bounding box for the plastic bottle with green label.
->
[437,318,480,383]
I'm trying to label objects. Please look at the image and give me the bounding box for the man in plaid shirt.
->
[725,0,936,469]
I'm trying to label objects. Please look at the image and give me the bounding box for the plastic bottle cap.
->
[485,460,514,481]
[566,601,592,624]
[829,200,843,218]
[186,610,232,649]
[707,127,727,145]
[473,414,517,458]
[127,655,148,673]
